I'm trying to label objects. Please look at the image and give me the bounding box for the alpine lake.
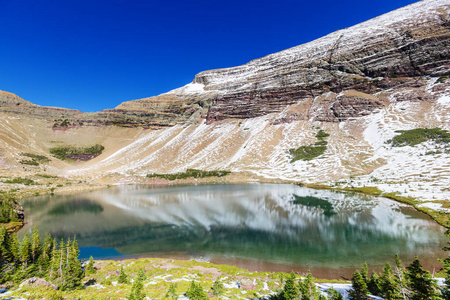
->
[20,184,447,279]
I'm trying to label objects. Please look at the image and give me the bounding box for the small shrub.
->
[290,129,329,162]
[4,177,35,185]
[147,169,230,181]
[50,144,105,161]
[386,127,450,147]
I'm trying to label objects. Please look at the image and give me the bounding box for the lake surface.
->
[20,184,447,278]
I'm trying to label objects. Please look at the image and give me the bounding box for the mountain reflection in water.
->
[21,184,446,271]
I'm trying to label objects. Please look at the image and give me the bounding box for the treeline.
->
[0,226,86,290]
[147,169,231,181]
[274,255,450,300]
[0,193,22,223]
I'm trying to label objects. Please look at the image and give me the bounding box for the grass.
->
[49,144,105,161]
[19,153,50,166]
[386,127,450,147]
[4,177,36,185]
[290,129,329,162]
[147,169,231,181]
[5,257,347,299]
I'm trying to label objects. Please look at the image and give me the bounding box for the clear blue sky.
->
[1,0,417,112]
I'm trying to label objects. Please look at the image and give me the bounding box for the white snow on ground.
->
[437,95,450,107]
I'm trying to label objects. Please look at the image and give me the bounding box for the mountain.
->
[0,0,449,212]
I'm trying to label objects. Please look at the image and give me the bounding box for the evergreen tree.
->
[118,266,128,284]
[348,270,369,300]
[367,272,382,296]
[406,257,441,300]
[128,270,146,300]
[299,270,319,300]
[380,263,402,300]
[61,238,83,290]
[19,232,32,266]
[165,282,178,299]
[38,233,53,273]
[211,277,225,298]
[10,232,19,265]
[394,254,409,300]
[280,272,298,300]
[327,287,344,300]
[30,226,41,264]
[185,280,208,300]
[85,256,96,275]
[442,257,450,300]
[361,262,369,285]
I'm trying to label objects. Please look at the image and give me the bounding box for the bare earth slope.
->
[0,0,449,212]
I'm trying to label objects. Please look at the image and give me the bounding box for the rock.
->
[83,278,97,287]
[19,277,58,290]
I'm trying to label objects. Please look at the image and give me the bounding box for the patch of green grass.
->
[290,129,329,162]
[4,177,36,185]
[147,169,230,181]
[36,174,59,179]
[19,159,39,166]
[386,127,450,147]
[50,144,105,161]
[19,153,51,166]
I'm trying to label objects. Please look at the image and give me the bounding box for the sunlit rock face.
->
[21,184,446,270]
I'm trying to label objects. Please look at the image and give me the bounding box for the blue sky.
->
[1,0,417,112]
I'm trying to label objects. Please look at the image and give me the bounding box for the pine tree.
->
[38,233,53,273]
[281,272,299,300]
[348,270,369,300]
[128,270,146,300]
[327,287,344,300]
[19,232,32,266]
[442,257,450,300]
[61,238,83,290]
[367,272,382,296]
[165,282,178,299]
[85,256,96,275]
[211,277,225,298]
[185,280,208,300]
[10,232,19,265]
[118,266,128,284]
[299,270,319,300]
[380,263,402,300]
[30,226,41,265]
[361,262,369,285]
[406,257,440,300]
[394,254,409,299]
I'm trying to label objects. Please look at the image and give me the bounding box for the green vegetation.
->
[4,177,35,185]
[49,144,105,161]
[386,127,450,147]
[290,129,329,162]
[0,226,84,290]
[19,153,50,166]
[147,168,231,181]
[273,256,444,300]
[0,193,22,223]
[52,119,71,128]
[185,280,208,299]
[437,76,448,83]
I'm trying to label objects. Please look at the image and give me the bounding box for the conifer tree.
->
[406,257,440,300]
[10,232,19,265]
[185,280,208,300]
[118,266,128,284]
[85,256,96,275]
[165,282,178,299]
[361,262,369,285]
[30,226,41,265]
[280,272,298,300]
[394,254,409,299]
[19,232,32,266]
[61,238,83,290]
[128,269,146,300]
[299,270,319,300]
[327,287,344,300]
[349,270,369,300]
[367,272,382,296]
[38,233,53,273]
[380,262,402,300]
[211,277,225,298]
